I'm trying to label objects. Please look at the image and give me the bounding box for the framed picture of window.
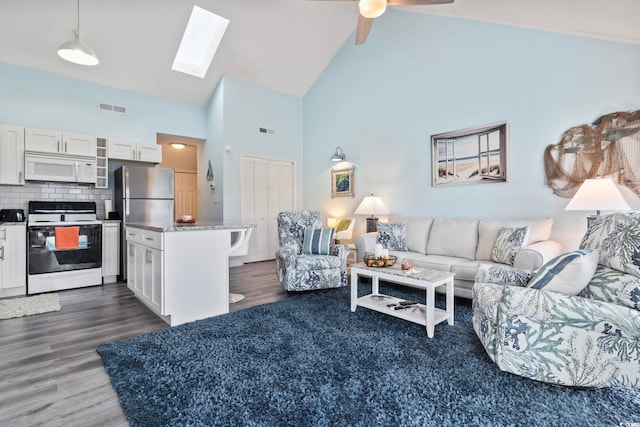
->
[431,122,509,187]
[331,166,354,198]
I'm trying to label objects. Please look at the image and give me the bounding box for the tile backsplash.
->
[0,182,113,219]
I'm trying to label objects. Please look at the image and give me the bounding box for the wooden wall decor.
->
[544,110,640,198]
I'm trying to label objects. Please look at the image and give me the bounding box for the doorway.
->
[156,133,203,220]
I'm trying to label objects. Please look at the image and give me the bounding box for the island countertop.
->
[126,221,256,232]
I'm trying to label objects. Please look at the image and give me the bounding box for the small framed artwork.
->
[331,166,354,198]
[431,122,509,187]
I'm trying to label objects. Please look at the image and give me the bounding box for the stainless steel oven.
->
[27,201,103,294]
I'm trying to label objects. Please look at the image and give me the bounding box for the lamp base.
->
[365,217,379,233]
[587,214,599,229]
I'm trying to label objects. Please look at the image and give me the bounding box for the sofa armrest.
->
[500,285,640,339]
[475,264,532,287]
[513,240,562,271]
[354,232,378,262]
[330,244,350,264]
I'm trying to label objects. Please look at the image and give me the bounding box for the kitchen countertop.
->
[126,221,256,232]
[0,221,26,226]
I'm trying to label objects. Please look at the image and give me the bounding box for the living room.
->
[1,1,640,425]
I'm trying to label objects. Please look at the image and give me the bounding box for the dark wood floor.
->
[0,260,285,427]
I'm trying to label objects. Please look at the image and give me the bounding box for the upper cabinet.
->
[0,124,25,186]
[107,140,162,163]
[25,128,96,157]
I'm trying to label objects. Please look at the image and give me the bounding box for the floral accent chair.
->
[275,210,349,291]
[473,212,640,388]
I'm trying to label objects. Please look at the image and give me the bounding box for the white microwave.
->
[25,153,96,184]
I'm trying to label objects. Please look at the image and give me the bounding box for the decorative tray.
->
[363,255,397,268]
[176,219,196,224]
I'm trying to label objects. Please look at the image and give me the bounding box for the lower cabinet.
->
[102,221,120,283]
[0,223,27,297]
[126,228,164,316]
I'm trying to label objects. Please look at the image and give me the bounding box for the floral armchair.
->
[473,212,640,388]
[275,210,349,291]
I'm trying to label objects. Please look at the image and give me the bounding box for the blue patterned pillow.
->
[528,249,599,295]
[377,222,407,251]
[302,228,334,255]
[491,226,529,266]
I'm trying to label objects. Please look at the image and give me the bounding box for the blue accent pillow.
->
[302,228,334,255]
[377,222,407,251]
[527,249,599,295]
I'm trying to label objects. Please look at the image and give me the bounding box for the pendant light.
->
[57,0,99,66]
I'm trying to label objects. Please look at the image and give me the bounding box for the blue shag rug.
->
[98,283,640,426]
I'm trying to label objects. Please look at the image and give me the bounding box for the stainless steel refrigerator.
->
[114,166,175,280]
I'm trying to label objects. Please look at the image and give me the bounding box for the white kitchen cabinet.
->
[0,223,26,298]
[107,140,162,163]
[0,124,25,186]
[126,227,164,315]
[102,221,120,283]
[96,138,108,188]
[25,127,96,157]
[125,225,254,326]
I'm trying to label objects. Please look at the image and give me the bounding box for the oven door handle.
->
[0,246,4,260]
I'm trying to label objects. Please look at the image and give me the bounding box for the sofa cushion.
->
[390,215,433,254]
[579,264,640,311]
[476,218,552,261]
[527,249,599,295]
[377,222,407,251]
[580,212,640,278]
[427,219,478,260]
[491,226,529,266]
[302,228,334,255]
[451,261,495,282]
[389,251,468,273]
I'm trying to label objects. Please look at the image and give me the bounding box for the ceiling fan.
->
[314,0,454,45]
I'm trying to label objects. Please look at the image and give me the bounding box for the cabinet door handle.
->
[0,246,4,261]
[65,141,68,153]
[57,140,61,152]
[0,229,6,241]
[18,171,22,183]
[129,243,135,255]
[138,149,142,160]
[144,237,154,241]
[133,149,136,160]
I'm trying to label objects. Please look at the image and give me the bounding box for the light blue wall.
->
[302,11,640,250]
[0,64,206,144]
[214,76,303,223]
[201,79,225,221]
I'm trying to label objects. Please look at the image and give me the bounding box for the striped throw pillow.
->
[302,228,334,255]
[527,249,599,295]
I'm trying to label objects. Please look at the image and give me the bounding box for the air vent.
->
[259,127,275,136]
[98,102,127,114]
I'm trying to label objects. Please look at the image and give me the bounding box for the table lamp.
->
[565,177,631,228]
[355,194,389,233]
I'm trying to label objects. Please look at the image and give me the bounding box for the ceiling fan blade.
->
[387,0,454,5]
[355,15,374,45]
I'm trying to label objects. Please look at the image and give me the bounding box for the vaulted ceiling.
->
[1,0,638,107]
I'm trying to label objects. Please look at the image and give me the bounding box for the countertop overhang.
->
[126,221,256,232]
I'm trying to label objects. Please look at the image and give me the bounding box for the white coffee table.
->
[350,263,455,338]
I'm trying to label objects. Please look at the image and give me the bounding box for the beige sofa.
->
[354,215,562,298]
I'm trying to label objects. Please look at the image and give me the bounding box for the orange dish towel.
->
[55,226,80,250]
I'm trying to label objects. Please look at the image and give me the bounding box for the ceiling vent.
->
[259,127,275,136]
[98,102,127,114]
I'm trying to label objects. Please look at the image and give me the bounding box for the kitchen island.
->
[125,222,254,326]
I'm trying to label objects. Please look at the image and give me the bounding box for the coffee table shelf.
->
[350,264,455,338]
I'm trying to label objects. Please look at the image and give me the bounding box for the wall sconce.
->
[171,143,186,149]
[354,194,389,233]
[331,146,346,162]
[207,160,215,190]
[565,177,631,228]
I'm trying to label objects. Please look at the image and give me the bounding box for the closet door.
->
[241,157,294,263]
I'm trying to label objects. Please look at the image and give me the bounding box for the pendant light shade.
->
[57,0,99,66]
[358,0,387,19]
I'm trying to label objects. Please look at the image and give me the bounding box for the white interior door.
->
[175,172,197,219]
[241,157,294,263]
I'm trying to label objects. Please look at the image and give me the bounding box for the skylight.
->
[172,5,229,78]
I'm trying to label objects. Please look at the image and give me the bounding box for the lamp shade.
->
[355,195,389,216]
[57,30,99,66]
[358,0,387,19]
[565,177,631,214]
